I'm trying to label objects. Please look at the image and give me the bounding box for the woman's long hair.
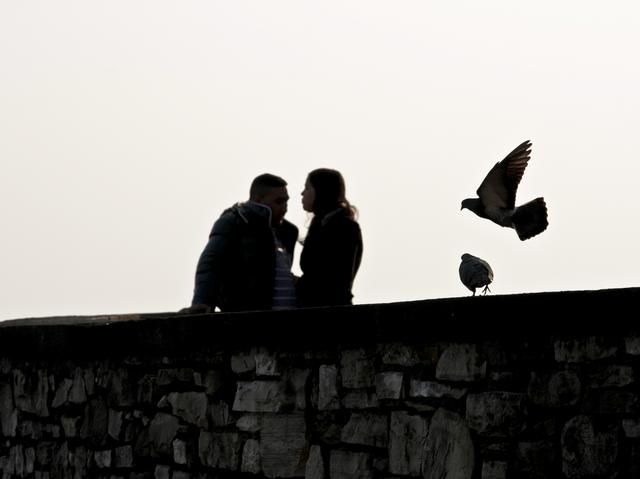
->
[307,168,357,221]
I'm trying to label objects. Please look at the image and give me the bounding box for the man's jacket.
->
[192,202,298,312]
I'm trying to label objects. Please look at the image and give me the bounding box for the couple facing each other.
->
[186,168,363,313]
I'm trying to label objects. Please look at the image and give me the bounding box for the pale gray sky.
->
[2,1,639,321]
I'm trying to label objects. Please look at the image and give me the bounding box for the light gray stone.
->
[241,439,261,474]
[70,445,87,478]
[137,375,155,405]
[199,431,241,470]
[305,445,324,479]
[466,392,527,437]
[0,382,17,437]
[83,368,95,396]
[236,414,261,432]
[319,365,340,410]
[13,369,49,417]
[233,381,286,412]
[260,414,307,478]
[108,409,123,440]
[376,372,403,400]
[167,392,208,427]
[341,349,375,388]
[528,371,581,407]
[341,413,388,448]
[561,415,618,478]
[423,408,474,479]
[256,348,280,376]
[80,397,108,446]
[482,460,507,479]
[24,447,35,475]
[231,351,256,374]
[173,438,188,465]
[69,368,87,404]
[286,369,310,410]
[409,380,467,400]
[380,343,420,366]
[436,344,486,382]
[52,379,73,408]
[330,450,372,479]
[61,416,80,438]
[554,337,617,362]
[148,412,180,458]
[154,465,170,479]
[388,410,427,476]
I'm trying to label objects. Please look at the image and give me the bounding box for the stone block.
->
[154,465,171,479]
[482,461,507,479]
[554,337,617,363]
[256,348,280,376]
[108,369,135,407]
[204,370,224,396]
[80,397,108,446]
[13,369,49,417]
[341,349,375,388]
[466,392,527,437]
[0,382,17,437]
[69,368,88,404]
[388,410,427,476]
[561,415,618,478]
[514,441,557,479]
[342,390,378,409]
[236,414,261,432]
[409,380,467,400]
[173,438,188,465]
[376,372,403,400]
[94,449,112,468]
[199,431,241,470]
[319,365,340,410]
[582,390,640,414]
[588,365,635,388]
[286,368,310,410]
[137,375,156,405]
[624,336,640,355]
[167,392,208,427]
[209,401,230,427]
[231,351,256,374]
[114,445,133,468]
[330,450,372,479]
[52,378,73,408]
[305,445,324,479]
[241,439,261,474]
[341,413,387,448]
[379,343,419,367]
[108,408,124,440]
[61,415,80,438]
[528,371,581,407]
[148,412,180,458]
[233,381,287,412]
[260,414,307,478]
[423,408,474,479]
[622,418,640,438]
[436,344,486,382]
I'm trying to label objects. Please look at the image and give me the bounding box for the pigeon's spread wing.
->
[477,140,532,210]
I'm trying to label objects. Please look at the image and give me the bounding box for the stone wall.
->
[0,287,639,478]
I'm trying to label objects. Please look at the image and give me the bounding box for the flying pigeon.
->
[459,253,493,296]
[461,140,548,240]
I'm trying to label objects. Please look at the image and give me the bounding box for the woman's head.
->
[301,168,355,218]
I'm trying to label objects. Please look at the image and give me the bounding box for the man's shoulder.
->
[211,205,244,235]
[280,219,299,237]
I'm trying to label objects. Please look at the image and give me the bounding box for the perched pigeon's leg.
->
[481,285,491,295]
[472,290,476,297]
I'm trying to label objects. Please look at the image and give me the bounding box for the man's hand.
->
[178,304,212,314]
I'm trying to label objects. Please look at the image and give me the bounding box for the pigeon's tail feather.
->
[512,197,548,240]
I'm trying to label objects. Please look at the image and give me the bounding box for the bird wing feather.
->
[476,140,531,210]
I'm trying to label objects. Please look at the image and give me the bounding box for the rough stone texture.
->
[375,372,403,400]
[167,392,208,427]
[482,461,507,479]
[423,408,474,479]
[554,337,618,362]
[236,414,261,432]
[528,371,581,407]
[79,397,108,446]
[108,408,123,440]
[256,348,280,376]
[13,369,49,417]
[204,370,224,396]
[342,390,378,409]
[241,438,261,474]
[285,368,310,410]
[409,380,467,400]
[624,336,640,355]
[388,410,427,476]
[513,441,557,479]
[330,450,372,479]
[341,349,375,388]
[436,344,486,382]
[466,392,526,437]
[231,350,256,374]
[0,382,17,437]
[588,364,635,388]
[582,389,640,414]
[260,414,307,478]
[561,415,618,478]
[233,381,286,412]
[622,418,640,438]
[209,401,230,427]
[199,431,241,470]
[147,412,180,458]
[341,413,387,448]
[69,368,88,404]
[114,445,133,468]
[318,365,340,410]
[52,378,73,408]
[305,445,324,479]
[379,343,420,367]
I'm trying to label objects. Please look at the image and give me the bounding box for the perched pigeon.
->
[459,253,493,296]
[461,140,548,240]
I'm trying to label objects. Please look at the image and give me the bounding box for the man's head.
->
[250,173,289,226]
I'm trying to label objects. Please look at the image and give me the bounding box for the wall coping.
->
[1,287,638,359]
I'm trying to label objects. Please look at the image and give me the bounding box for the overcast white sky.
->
[1,1,639,321]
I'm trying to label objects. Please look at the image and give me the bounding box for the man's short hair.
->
[250,173,288,200]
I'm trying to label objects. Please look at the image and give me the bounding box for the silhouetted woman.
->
[297,168,363,307]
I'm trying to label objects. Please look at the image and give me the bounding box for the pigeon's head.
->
[461,253,472,261]
[460,198,473,211]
